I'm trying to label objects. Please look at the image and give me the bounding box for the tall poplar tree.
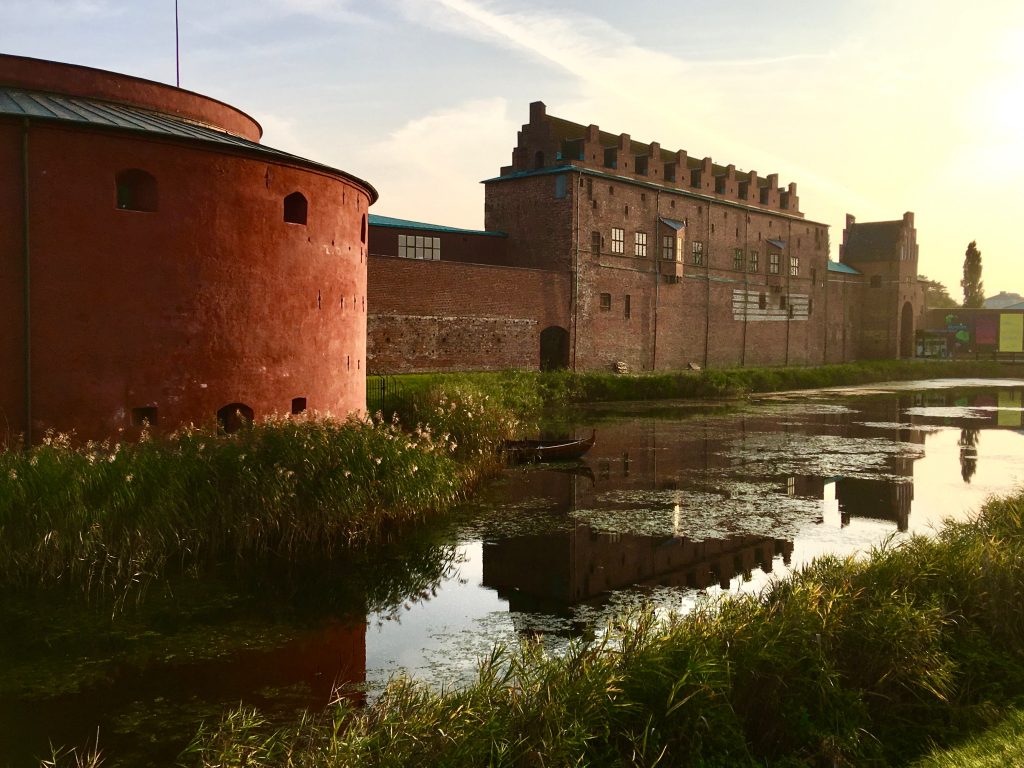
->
[961,241,984,308]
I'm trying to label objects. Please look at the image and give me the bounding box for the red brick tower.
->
[839,212,921,358]
[1,55,376,442]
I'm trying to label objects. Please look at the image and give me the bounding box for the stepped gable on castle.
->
[841,214,918,263]
[496,101,801,216]
[1,54,376,443]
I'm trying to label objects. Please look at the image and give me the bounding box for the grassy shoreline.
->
[374,359,1024,414]
[188,491,1024,767]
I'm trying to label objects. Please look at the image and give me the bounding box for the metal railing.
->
[366,375,425,421]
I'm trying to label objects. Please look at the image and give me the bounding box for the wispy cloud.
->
[181,0,378,37]
[395,0,861,210]
[2,0,122,22]
[354,97,517,227]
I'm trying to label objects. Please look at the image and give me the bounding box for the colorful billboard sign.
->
[999,314,1024,353]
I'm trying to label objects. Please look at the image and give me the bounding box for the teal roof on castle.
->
[368,214,505,237]
[828,261,861,275]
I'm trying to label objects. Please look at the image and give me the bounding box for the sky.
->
[3,0,1022,298]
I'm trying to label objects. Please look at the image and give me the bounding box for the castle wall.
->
[1,111,372,442]
[366,256,570,373]
[484,173,575,271]
[825,273,864,363]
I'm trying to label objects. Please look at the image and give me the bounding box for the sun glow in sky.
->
[3,0,1022,298]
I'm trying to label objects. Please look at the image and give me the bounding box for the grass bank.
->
[188,491,1024,767]
[373,359,1024,412]
[909,706,1024,767]
[0,382,523,602]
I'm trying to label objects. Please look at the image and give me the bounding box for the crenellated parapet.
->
[501,101,802,216]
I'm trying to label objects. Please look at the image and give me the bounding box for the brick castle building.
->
[368,102,924,373]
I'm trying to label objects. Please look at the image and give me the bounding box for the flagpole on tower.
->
[175,0,181,87]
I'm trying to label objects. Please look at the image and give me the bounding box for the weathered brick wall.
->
[367,255,570,373]
[561,170,833,371]
[825,274,864,363]
[484,173,575,271]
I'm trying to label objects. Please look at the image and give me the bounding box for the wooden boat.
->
[505,430,595,463]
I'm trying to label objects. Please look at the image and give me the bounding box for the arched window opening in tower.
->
[217,403,254,434]
[284,192,308,224]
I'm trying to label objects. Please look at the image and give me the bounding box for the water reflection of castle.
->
[484,390,1019,615]
[484,525,793,613]
[482,456,794,618]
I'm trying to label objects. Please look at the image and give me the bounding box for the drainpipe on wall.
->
[741,212,748,367]
[652,189,659,370]
[21,118,32,447]
[785,219,791,366]
[703,207,710,368]
[823,252,830,364]
[572,170,581,371]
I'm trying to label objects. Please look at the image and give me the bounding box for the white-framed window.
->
[634,231,647,257]
[749,250,759,272]
[611,227,624,254]
[768,251,781,274]
[691,240,704,266]
[733,248,744,271]
[662,235,676,261]
[789,256,799,276]
[398,234,441,260]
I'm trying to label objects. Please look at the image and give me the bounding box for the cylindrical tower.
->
[0,54,377,442]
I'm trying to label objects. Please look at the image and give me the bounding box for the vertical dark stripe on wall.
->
[22,119,32,446]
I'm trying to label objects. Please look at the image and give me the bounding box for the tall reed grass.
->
[0,382,522,602]
[187,491,1024,767]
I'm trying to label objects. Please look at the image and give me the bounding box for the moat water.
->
[3,378,1024,766]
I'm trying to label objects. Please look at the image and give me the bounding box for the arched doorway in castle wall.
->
[540,326,570,371]
[900,302,915,358]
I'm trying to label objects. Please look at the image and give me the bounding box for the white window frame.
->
[398,234,441,260]
[691,240,704,266]
[634,231,647,257]
[611,227,624,254]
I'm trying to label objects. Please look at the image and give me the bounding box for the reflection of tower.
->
[959,429,979,484]
[836,478,912,532]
